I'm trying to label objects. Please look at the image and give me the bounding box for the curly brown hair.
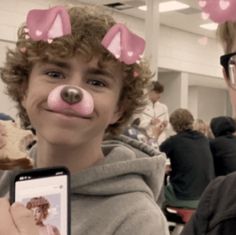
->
[0,5,152,135]
[26,196,50,219]
[170,108,194,133]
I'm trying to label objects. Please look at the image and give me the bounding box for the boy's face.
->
[21,56,123,146]
[149,90,161,103]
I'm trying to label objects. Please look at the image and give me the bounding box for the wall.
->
[188,86,230,122]
[158,26,222,78]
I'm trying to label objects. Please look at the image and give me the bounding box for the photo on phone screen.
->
[11,167,70,235]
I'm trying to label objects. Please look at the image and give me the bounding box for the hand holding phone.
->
[11,167,70,235]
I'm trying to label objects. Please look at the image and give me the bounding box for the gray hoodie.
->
[0,135,169,235]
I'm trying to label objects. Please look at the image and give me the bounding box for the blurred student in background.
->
[160,108,214,209]
[137,81,169,145]
[193,118,212,138]
[210,116,236,176]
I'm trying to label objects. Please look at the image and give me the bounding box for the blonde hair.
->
[217,22,236,53]
[193,119,208,136]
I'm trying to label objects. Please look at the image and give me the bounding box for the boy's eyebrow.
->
[41,61,115,79]
[43,60,72,70]
[86,67,114,79]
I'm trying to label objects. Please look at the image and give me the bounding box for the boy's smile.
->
[22,56,124,147]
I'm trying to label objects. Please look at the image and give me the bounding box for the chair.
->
[164,206,195,235]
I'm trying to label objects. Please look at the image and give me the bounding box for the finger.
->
[11,202,39,235]
[0,198,18,234]
[0,136,6,148]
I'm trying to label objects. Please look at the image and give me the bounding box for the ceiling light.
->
[200,23,218,31]
[138,1,190,13]
[138,5,147,11]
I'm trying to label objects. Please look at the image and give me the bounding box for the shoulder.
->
[156,102,168,109]
[183,173,236,234]
[196,173,236,211]
[114,194,169,235]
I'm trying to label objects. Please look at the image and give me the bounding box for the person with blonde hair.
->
[181,17,236,235]
[160,108,214,209]
[193,119,210,137]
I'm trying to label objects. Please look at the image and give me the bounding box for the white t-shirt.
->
[138,100,169,144]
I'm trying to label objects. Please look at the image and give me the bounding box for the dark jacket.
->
[210,135,236,176]
[160,130,215,200]
[181,172,236,235]
[210,116,236,137]
[210,116,236,176]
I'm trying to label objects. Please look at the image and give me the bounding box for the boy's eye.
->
[87,79,106,87]
[46,71,65,79]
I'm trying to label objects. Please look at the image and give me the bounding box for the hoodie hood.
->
[70,135,166,201]
[30,135,166,201]
[210,116,236,137]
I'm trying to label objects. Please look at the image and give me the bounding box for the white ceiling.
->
[73,0,216,38]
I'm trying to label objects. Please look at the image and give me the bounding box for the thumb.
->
[10,202,39,235]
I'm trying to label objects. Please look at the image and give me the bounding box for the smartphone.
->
[11,166,70,235]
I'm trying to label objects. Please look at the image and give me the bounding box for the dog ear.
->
[101,23,145,65]
[26,6,71,42]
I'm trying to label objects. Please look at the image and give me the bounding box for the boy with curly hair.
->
[0,4,169,235]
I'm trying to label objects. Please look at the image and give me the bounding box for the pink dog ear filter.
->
[198,0,236,23]
[47,85,94,117]
[26,6,71,42]
[25,6,145,65]
[101,23,145,65]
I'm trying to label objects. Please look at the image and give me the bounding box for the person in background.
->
[209,116,236,176]
[160,108,215,209]
[0,4,169,235]
[181,19,236,235]
[137,81,169,145]
[193,118,210,138]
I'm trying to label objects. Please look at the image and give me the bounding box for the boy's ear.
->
[109,106,124,125]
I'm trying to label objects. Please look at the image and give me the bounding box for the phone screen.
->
[11,167,70,235]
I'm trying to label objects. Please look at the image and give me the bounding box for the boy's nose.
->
[61,86,82,104]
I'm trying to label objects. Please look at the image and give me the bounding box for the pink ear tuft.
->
[199,0,236,23]
[101,23,145,65]
[26,6,71,41]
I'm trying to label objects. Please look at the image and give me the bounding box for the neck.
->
[35,137,104,174]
